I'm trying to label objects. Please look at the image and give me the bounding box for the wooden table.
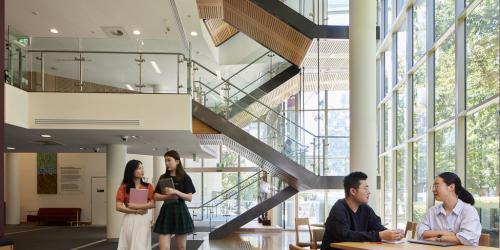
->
[330,242,499,250]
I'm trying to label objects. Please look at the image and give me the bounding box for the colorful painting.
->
[37,153,57,194]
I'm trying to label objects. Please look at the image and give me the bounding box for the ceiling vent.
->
[34,119,140,126]
[31,140,64,146]
[100,26,129,38]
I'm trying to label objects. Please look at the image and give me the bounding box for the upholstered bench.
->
[27,208,81,225]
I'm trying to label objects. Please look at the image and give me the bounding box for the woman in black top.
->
[154,150,196,250]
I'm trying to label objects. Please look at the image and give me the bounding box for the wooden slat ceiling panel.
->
[197,0,224,18]
[204,19,238,47]
[197,0,311,66]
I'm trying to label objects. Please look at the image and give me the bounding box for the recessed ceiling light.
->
[133,30,141,35]
[41,134,52,138]
[125,84,134,91]
[7,147,15,150]
[150,61,162,74]
[50,28,59,34]
[190,31,198,36]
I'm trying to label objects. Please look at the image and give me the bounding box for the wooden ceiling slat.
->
[203,19,238,47]
[197,0,311,66]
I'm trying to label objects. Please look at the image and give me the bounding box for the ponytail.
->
[438,172,475,205]
[456,185,475,206]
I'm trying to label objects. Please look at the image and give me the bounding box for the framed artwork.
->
[37,153,57,194]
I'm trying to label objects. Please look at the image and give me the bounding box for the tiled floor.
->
[4,224,305,250]
[200,230,303,250]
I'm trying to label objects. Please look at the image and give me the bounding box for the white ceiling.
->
[4,0,224,156]
[6,0,182,40]
[4,0,350,156]
[6,0,276,93]
[5,124,212,157]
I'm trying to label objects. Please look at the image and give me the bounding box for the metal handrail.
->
[195,80,308,149]
[204,50,272,96]
[207,176,260,208]
[228,61,289,100]
[27,49,185,57]
[193,59,317,138]
[188,170,262,210]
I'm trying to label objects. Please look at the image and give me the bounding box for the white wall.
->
[18,153,106,223]
[5,84,28,128]
[14,152,155,223]
[5,84,192,131]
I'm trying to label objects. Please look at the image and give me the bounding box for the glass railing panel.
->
[79,53,139,93]
[226,56,289,97]
[25,51,42,91]
[40,52,80,92]
[15,50,186,93]
[197,51,291,104]
[141,54,187,93]
[194,62,318,171]
[30,37,80,51]
[188,171,261,225]
[29,37,186,54]
[238,179,259,215]
[5,26,29,89]
[5,41,26,88]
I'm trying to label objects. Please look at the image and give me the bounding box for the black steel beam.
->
[229,64,300,118]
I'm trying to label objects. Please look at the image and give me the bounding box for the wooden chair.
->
[404,221,417,239]
[289,244,307,250]
[295,218,313,248]
[479,233,490,247]
[311,227,324,249]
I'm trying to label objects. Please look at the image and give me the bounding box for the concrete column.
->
[349,0,378,209]
[153,156,164,219]
[5,153,20,225]
[106,144,127,240]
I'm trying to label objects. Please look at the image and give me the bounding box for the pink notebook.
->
[129,188,148,204]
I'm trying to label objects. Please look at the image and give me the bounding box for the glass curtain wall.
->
[377,0,499,246]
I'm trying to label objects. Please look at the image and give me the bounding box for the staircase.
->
[228,64,300,118]
[196,0,349,66]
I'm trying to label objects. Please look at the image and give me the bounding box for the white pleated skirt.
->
[117,213,151,250]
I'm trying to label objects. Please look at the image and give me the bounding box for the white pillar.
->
[5,153,20,225]
[349,0,377,209]
[106,144,127,240]
[153,156,164,219]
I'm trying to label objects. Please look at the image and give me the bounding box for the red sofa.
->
[27,208,81,225]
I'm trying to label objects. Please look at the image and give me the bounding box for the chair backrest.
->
[404,221,417,239]
[311,228,325,250]
[479,233,490,247]
[295,218,312,245]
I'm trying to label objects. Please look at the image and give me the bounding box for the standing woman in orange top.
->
[116,160,155,250]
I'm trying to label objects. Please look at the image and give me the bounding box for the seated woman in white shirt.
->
[416,172,482,246]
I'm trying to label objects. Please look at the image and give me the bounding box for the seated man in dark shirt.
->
[321,171,404,250]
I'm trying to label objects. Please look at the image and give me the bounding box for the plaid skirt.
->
[153,200,194,235]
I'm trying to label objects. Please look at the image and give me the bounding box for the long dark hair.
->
[438,172,475,205]
[122,159,148,193]
[164,150,186,181]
